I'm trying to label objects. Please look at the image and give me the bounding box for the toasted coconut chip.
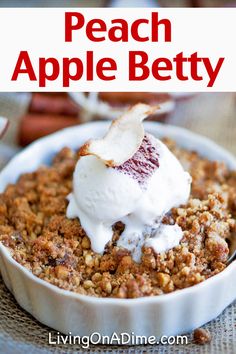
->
[79,104,158,167]
[0,117,9,139]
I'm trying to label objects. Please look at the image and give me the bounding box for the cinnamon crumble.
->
[0,139,235,298]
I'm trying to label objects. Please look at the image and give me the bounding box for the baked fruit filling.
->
[0,106,235,298]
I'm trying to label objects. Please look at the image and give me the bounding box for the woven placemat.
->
[0,92,235,353]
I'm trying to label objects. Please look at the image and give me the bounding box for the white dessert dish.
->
[0,121,235,342]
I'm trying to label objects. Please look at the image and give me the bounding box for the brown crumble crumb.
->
[193,328,212,344]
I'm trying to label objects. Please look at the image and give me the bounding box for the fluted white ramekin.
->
[0,122,235,341]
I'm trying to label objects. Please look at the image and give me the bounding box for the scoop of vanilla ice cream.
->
[67,155,142,253]
[120,134,190,226]
[67,131,191,259]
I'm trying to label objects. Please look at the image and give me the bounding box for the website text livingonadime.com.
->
[48,332,188,348]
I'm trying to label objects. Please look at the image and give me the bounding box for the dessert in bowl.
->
[0,104,235,340]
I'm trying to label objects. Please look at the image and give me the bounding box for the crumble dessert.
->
[0,108,235,299]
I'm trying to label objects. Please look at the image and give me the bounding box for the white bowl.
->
[0,121,236,342]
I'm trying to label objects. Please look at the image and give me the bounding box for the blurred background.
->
[0,92,236,171]
[0,0,235,7]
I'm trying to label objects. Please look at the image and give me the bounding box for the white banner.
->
[0,8,235,92]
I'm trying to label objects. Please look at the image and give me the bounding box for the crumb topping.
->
[0,140,235,298]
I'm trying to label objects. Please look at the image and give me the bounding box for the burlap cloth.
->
[0,93,235,353]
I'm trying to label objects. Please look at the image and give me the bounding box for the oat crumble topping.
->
[0,139,235,298]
